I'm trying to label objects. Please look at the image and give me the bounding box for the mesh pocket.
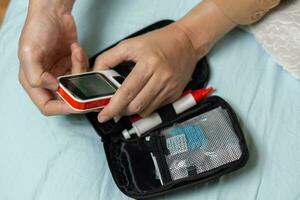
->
[161,106,242,181]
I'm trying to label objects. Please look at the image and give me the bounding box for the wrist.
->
[176,0,236,58]
[168,23,198,62]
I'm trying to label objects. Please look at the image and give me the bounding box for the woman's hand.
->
[18,0,89,115]
[94,24,198,122]
[95,0,235,123]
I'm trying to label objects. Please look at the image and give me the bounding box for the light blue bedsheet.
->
[0,1,300,200]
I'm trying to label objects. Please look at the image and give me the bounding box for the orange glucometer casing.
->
[57,70,123,112]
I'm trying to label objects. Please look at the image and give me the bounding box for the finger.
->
[98,61,153,122]
[71,43,89,74]
[94,41,133,70]
[19,68,75,115]
[139,88,175,117]
[40,99,77,116]
[124,74,164,116]
[62,14,78,43]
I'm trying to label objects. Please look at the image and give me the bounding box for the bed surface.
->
[0,1,300,200]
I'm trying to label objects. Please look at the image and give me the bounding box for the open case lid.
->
[86,20,210,137]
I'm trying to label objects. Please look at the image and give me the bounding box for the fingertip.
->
[98,115,111,123]
[98,103,117,123]
[71,42,82,56]
[71,43,89,74]
[75,48,84,62]
[71,42,78,50]
[98,109,111,123]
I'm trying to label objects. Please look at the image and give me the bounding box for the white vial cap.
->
[122,129,131,140]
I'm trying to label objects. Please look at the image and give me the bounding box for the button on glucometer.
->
[113,76,125,84]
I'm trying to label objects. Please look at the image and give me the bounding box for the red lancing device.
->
[123,87,214,139]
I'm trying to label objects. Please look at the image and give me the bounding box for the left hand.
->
[18,1,89,116]
[94,24,199,123]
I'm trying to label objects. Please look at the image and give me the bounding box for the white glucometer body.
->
[57,70,124,112]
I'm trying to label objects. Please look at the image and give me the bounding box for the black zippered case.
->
[86,20,249,199]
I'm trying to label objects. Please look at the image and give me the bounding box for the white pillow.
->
[250,0,300,80]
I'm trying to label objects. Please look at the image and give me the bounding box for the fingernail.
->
[98,115,110,123]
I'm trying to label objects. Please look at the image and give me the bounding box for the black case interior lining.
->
[86,20,248,199]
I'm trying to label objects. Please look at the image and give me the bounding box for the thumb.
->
[71,42,89,74]
[94,41,132,71]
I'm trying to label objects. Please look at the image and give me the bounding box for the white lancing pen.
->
[122,87,214,139]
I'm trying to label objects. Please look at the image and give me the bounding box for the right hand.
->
[18,3,89,115]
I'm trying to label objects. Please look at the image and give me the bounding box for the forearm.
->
[175,0,281,59]
[211,0,281,25]
[175,0,235,59]
[28,0,75,14]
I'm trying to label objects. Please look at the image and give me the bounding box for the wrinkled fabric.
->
[0,1,300,200]
[251,0,300,80]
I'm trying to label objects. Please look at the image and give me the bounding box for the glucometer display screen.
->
[62,73,116,100]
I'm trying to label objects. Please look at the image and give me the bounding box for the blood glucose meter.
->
[57,70,124,112]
